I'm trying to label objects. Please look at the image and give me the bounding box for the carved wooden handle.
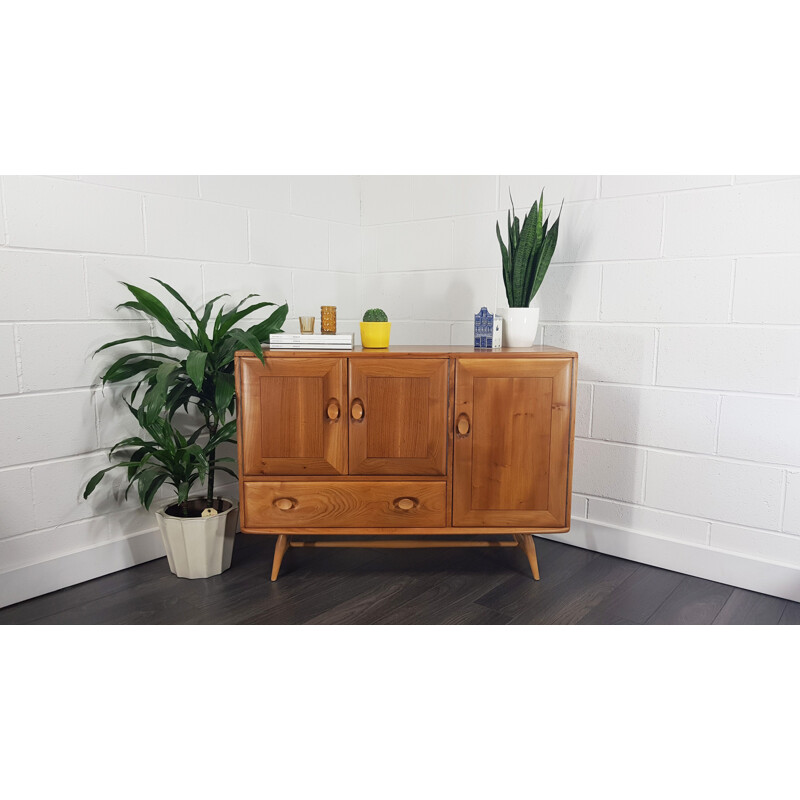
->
[394,497,417,511]
[327,399,340,420]
[457,413,471,436]
[274,497,296,511]
[351,399,364,420]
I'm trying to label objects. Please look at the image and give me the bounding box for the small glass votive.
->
[321,305,337,334]
[299,315,315,334]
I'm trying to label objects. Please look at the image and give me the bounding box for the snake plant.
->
[496,191,562,307]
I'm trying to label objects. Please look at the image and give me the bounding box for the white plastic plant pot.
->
[504,306,540,348]
[155,497,239,579]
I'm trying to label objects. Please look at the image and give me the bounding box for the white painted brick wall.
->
[17,321,151,392]
[0,391,97,468]
[249,209,329,270]
[85,255,204,320]
[145,194,249,262]
[645,451,784,530]
[657,326,800,394]
[0,466,35,538]
[3,176,146,255]
[592,385,718,454]
[360,176,413,226]
[411,176,497,220]
[198,176,290,211]
[717,396,800,466]
[0,324,18,395]
[80,176,200,198]
[0,250,87,320]
[499,175,598,207]
[572,439,645,503]
[663,180,800,257]
[544,324,656,384]
[784,473,800,535]
[733,256,800,324]
[600,259,732,323]
[600,176,730,197]
[553,195,663,263]
[290,176,361,225]
[534,264,602,322]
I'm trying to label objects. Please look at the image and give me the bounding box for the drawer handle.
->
[351,399,364,421]
[326,399,340,421]
[274,497,296,511]
[394,497,418,511]
[456,413,471,436]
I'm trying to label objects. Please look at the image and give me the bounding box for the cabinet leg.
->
[516,534,540,581]
[271,534,289,582]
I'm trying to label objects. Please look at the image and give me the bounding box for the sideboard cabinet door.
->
[452,357,574,527]
[348,358,448,475]
[239,357,348,475]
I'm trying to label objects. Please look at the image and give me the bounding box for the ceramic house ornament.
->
[474,307,495,349]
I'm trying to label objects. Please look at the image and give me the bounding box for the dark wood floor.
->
[1,534,797,625]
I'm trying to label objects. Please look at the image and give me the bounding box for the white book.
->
[270,333,353,345]
[268,343,353,350]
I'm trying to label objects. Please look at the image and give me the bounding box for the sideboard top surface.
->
[235,345,578,359]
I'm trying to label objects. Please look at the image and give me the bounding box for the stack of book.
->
[269,333,354,350]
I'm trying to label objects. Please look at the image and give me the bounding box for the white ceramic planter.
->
[155,497,239,579]
[504,306,540,347]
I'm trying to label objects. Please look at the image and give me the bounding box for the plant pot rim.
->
[156,495,238,520]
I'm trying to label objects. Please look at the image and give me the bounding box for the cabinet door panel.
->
[453,358,574,527]
[349,358,448,475]
[239,357,347,475]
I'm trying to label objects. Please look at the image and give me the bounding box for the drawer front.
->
[243,481,446,528]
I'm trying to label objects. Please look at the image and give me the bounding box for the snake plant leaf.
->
[186,350,208,392]
[496,222,512,305]
[530,213,561,300]
[512,206,540,306]
[120,282,196,350]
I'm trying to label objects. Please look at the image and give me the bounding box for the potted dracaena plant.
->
[496,190,562,347]
[84,278,288,578]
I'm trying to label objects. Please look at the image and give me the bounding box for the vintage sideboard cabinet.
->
[234,346,578,581]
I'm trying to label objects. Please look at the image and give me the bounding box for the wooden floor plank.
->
[778,601,800,625]
[0,535,790,625]
[584,563,685,624]
[508,555,640,625]
[713,589,786,625]
[646,575,733,625]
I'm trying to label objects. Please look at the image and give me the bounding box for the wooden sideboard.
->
[234,345,577,581]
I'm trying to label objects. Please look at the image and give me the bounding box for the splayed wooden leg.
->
[515,534,540,580]
[271,534,289,582]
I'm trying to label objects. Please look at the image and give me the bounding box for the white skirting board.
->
[544,518,800,604]
[0,528,166,610]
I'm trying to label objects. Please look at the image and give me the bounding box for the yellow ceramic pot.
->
[360,321,391,348]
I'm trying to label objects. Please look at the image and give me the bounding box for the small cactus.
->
[362,308,388,322]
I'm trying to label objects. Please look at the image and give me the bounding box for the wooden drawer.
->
[242,481,446,528]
